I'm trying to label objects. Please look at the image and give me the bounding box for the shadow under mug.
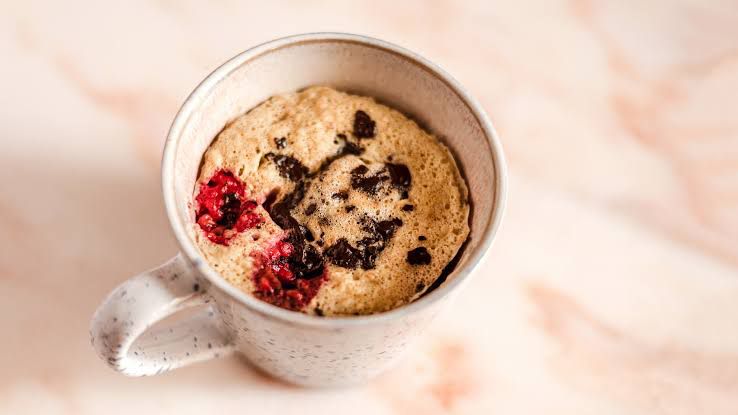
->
[90,33,507,387]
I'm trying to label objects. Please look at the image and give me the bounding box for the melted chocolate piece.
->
[345,205,356,213]
[300,225,315,242]
[332,191,349,200]
[274,136,287,149]
[218,193,241,228]
[402,204,414,212]
[386,163,412,192]
[349,163,411,197]
[328,134,364,159]
[295,244,324,278]
[324,216,403,270]
[262,188,279,213]
[418,235,427,241]
[285,225,323,278]
[343,141,364,155]
[351,165,389,195]
[304,203,317,216]
[266,181,325,280]
[353,110,376,138]
[422,239,468,298]
[355,237,382,269]
[352,165,368,175]
[324,239,363,269]
[406,247,431,265]
[268,182,305,230]
[335,133,365,156]
[309,136,366,181]
[265,153,308,181]
[415,282,425,293]
[363,217,403,241]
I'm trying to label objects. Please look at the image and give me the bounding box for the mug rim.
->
[162,32,508,327]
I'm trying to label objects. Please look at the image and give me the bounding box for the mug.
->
[90,33,507,386]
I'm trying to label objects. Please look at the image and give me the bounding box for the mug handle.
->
[90,254,235,376]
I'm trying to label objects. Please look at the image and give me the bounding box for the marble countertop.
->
[2,1,737,413]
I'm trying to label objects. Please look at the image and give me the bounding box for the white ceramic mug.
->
[90,33,507,386]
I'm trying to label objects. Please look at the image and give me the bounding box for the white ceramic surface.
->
[89,33,507,386]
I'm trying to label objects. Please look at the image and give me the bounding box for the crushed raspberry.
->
[196,170,328,312]
[195,170,263,245]
[252,240,327,311]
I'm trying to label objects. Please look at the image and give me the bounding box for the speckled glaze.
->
[90,33,507,386]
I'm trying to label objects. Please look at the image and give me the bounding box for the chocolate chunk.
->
[265,153,308,181]
[269,194,300,230]
[324,238,363,269]
[300,225,314,242]
[422,240,467,297]
[337,132,365,155]
[353,110,376,138]
[351,217,404,269]
[332,191,348,200]
[352,165,368,175]
[367,217,403,241]
[351,165,389,195]
[349,162,411,198]
[265,182,325,280]
[402,204,414,212]
[304,203,317,216]
[291,240,324,279]
[217,193,241,228]
[290,243,318,270]
[262,188,279,213]
[418,235,427,241]
[343,141,364,155]
[315,307,324,317]
[221,193,240,211]
[406,247,431,265]
[345,205,356,213]
[386,163,412,192]
[323,217,403,270]
[333,134,364,158]
[355,237,382,269]
[415,282,425,293]
[352,175,387,195]
[218,211,239,228]
[274,137,287,149]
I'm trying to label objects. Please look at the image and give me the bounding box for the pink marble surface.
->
[1,0,737,413]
